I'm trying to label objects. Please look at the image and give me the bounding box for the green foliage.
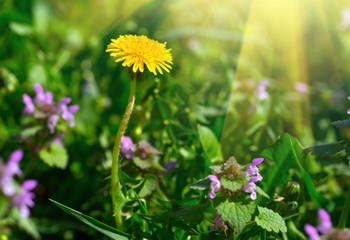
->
[197,124,223,163]
[39,143,68,169]
[189,178,211,190]
[332,118,350,128]
[302,141,345,156]
[255,207,287,233]
[215,200,255,232]
[50,199,133,240]
[221,176,244,192]
[138,175,158,198]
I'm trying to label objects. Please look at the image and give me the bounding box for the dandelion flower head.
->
[106,35,172,76]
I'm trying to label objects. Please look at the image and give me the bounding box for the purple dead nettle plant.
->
[0,150,37,218]
[120,136,176,175]
[205,157,263,231]
[304,209,350,240]
[22,83,79,149]
[207,157,264,201]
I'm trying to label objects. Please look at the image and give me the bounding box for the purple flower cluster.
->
[120,136,162,160]
[206,157,264,201]
[0,150,37,218]
[23,83,79,134]
[210,212,227,231]
[305,209,349,240]
[244,158,264,200]
[347,96,350,115]
[120,136,135,159]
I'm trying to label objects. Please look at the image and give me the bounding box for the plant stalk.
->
[339,188,350,229]
[111,76,136,229]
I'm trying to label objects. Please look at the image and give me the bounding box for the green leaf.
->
[115,180,127,215]
[261,134,300,196]
[302,141,345,156]
[39,143,68,169]
[119,169,143,187]
[172,203,209,225]
[50,199,134,240]
[10,209,40,240]
[255,207,287,233]
[261,134,327,207]
[197,124,223,163]
[221,176,243,192]
[215,201,255,232]
[189,178,211,190]
[20,126,43,139]
[9,22,34,35]
[332,118,350,128]
[138,175,158,198]
[255,186,270,199]
[133,156,153,169]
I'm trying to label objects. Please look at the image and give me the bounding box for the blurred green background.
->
[1,0,350,239]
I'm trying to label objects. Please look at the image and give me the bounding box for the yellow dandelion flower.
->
[106,35,173,76]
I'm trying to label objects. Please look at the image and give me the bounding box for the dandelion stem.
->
[339,188,350,229]
[111,76,136,229]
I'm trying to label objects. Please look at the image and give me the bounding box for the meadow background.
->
[1,0,350,239]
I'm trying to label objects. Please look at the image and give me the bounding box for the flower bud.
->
[281,181,300,202]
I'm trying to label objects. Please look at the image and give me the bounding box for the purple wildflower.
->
[305,224,320,240]
[210,212,227,231]
[24,84,79,134]
[22,94,35,114]
[243,176,262,200]
[56,98,79,127]
[164,161,178,172]
[347,96,350,115]
[303,209,350,240]
[255,79,269,100]
[207,175,221,199]
[295,82,308,94]
[317,209,332,236]
[34,83,45,104]
[246,158,264,176]
[12,180,37,218]
[0,150,23,196]
[120,136,135,159]
[137,140,162,159]
[47,114,59,134]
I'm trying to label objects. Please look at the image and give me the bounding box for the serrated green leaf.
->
[302,141,345,156]
[197,124,223,163]
[189,178,211,190]
[221,176,243,192]
[255,207,287,233]
[138,175,158,198]
[39,143,68,169]
[50,199,134,240]
[332,118,350,128]
[215,201,255,232]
